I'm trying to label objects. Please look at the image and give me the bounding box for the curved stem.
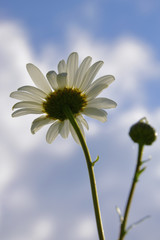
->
[118,144,144,240]
[64,106,105,240]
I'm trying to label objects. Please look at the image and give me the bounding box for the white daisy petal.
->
[89,75,115,90]
[69,121,80,144]
[87,98,117,109]
[59,120,70,138]
[86,83,108,101]
[84,75,115,100]
[76,117,85,138]
[83,107,107,122]
[58,60,67,73]
[69,118,86,144]
[80,61,104,91]
[67,52,78,87]
[77,114,89,130]
[31,115,53,134]
[46,71,58,90]
[46,121,60,143]
[26,63,52,94]
[18,86,47,99]
[12,108,43,117]
[10,53,116,144]
[57,73,67,89]
[74,56,92,88]
[10,91,43,103]
[12,101,42,110]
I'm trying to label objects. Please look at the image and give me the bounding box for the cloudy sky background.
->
[0,0,160,239]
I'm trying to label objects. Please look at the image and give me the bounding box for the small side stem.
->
[118,144,144,240]
[64,106,105,240]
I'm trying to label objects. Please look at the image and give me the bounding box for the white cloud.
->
[72,217,97,240]
[0,144,18,193]
[86,120,101,137]
[0,21,40,153]
[0,20,160,240]
[30,217,56,240]
[6,187,35,210]
[67,27,160,106]
[8,217,56,240]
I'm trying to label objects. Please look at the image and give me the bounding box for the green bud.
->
[129,118,157,146]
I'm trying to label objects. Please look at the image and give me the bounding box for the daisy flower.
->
[10,52,117,143]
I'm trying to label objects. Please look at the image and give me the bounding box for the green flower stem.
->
[64,106,105,240]
[118,144,144,240]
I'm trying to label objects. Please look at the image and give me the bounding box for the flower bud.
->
[129,118,157,146]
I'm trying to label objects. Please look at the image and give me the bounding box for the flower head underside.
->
[43,87,87,121]
[10,52,117,143]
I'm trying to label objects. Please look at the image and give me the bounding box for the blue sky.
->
[1,0,160,52]
[0,0,160,240]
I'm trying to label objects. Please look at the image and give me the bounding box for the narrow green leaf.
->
[92,155,99,166]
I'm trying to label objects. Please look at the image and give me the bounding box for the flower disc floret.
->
[43,87,87,121]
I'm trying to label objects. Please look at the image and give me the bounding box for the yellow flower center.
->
[43,87,87,121]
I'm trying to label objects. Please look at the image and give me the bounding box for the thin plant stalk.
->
[64,106,105,240]
[118,144,144,240]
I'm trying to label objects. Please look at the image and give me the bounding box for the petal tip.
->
[26,63,32,69]
[46,70,57,77]
[46,137,52,144]
[98,60,104,66]
[10,92,15,98]
[30,126,35,134]
[26,63,37,72]
[112,75,115,81]
[11,112,16,118]
[70,52,78,57]
[114,102,117,108]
